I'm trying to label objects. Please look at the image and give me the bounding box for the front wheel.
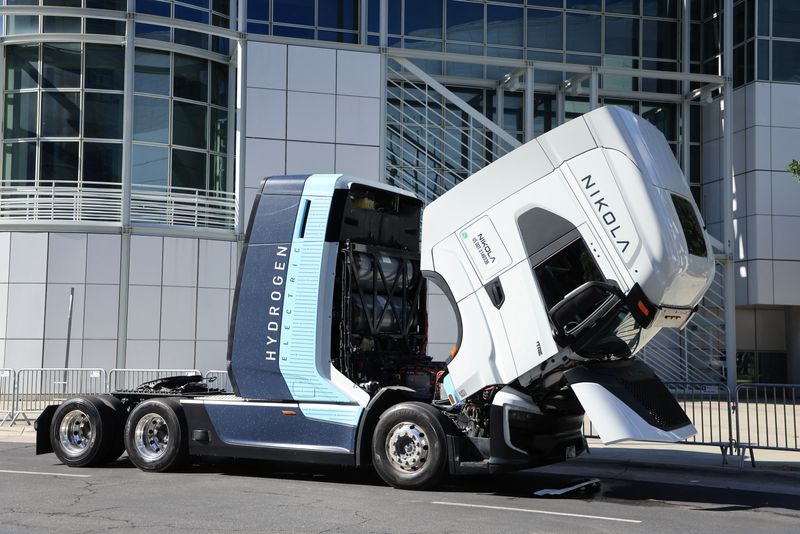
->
[372,402,448,490]
[124,399,187,472]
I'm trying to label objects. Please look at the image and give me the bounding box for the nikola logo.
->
[580,174,630,255]
[472,233,496,265]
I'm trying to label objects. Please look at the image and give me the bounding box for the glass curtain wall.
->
[0,1,233,196]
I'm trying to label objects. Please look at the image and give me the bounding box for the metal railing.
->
[0,369,14,425]
[666,381,733,449]
[11,368,106,426]
[0,181,123,223]
[108,368,201,392]
[204,370,233,392]
[130,184,236,231]
[0,181,236,230]
[735,384,800,452]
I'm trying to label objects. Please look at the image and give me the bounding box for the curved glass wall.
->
[0,0,235,229]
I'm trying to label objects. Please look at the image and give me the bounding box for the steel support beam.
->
[496,85,505,130]
[524,66,535,142]
[722,0,737,390]
[379,0,388,47]
[589,67,599,110]
[556,89,566,125]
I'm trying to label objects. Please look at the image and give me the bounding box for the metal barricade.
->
[11,368,107,426]
[0,369,15,425]
[665,381,734,450]
[108,368,201,392]
[204,370,232,392]
[735,383,800,452]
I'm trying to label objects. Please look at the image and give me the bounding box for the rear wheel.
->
[372,402,448,490]
[50,397,118,467]
[124,399,187,472]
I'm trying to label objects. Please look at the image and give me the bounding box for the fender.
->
[354,386,421,467]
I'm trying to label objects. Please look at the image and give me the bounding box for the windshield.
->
[572,305,643,359]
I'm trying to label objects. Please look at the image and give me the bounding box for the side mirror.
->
[549,281,622,342]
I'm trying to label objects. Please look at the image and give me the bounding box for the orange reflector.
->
[448,394,456,404]
[281,410,296,415]
[637,300,650,316]
[449,346,458,358]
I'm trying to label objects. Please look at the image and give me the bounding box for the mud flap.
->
[564,359,696,444]
[35,405,57,455]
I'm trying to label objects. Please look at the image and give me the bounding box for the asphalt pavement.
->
[1,427,800,533]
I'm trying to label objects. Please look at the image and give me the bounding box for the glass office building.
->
[0,1,798,383]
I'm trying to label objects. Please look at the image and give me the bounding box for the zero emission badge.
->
[458,216,512,280]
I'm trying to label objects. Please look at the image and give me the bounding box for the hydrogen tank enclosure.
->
[36,106,715,489]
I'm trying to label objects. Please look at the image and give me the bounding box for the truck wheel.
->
[50,397,117,467]
[124,399,187,472]
[372,402,448,490]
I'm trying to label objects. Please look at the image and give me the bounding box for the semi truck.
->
[36,106,715,490]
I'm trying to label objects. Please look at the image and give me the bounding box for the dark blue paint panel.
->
[247,194,303,245]
[205,403,358,452]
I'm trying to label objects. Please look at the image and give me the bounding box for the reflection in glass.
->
[527,9,562,51]
[41,92,80,137]
[42,43,82,89]
[135,49,171,95]
[172,149,207,190]
[6,16,39,36]
[487,5,523,47]
[4,92,38,139]
[132,144,169,187]
[6,45,39,91]
[40,141,79,182]
[446,0,483,43]
[83,142,123,185]
[566,13,601,54]
[134,96,170,143]
[43,16,81,34]
[319,0,358,30]
[605,16,638,57]
[273,0,314,25]
[210,62,229,107]
[85,93,124,139]
[174,101,208,149]
[3,142,36,184]
[174,54,209,102]
[211,155,228,192]
[772,41,800,82]
[405,0,443,38]
[86,44,125,90]
[210,108,228,153]
[642,20,677,59]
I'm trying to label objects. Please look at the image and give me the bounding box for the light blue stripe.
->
[300,405,363,427]
[279,174,352,408]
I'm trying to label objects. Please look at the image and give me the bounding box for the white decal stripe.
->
[0,469,91,478]
[432,501,642,524]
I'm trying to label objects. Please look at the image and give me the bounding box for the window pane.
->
[6,45,39,90]
[567,0,600,10]
[210,62,228,107]
[175,29,210,50]
[86,44,125,90]
[643,0,678,18]
[528,9,562,50]
[534,238,603,311]
[174,54,208,102]
[40,141,79,182]
[83,142,122,185]
[447,0,483,43]
[43,16,81,33]
[643,20,677,59]
[319,0,358,30]
[566,13,601,53]
[773,0,800,38]
[247,0,269,20]
[487,5,523,46]
[273,0,314,25]
[367,0,401,34]
[605,16,638,56]
[42,43,81,89]
[6,16,39,36]
[135,49,170,95]
[773,40,800,82]
[211,155,229,192]
[87,0,126,9]
[210,107,228,153]
[605,0,638,15]
[135,23,171,42]
[132,144,169,187]
[3,142,36,185]
[136,0,171,17]
[4,93,38,139]
[405,0,443,38]
[171,148,207,190]
[86,18,126,36]
[134,96,169,143]
[85,93,124,139]
[641,103,677,141]
[173,101,208,149]
[41,92,80,137]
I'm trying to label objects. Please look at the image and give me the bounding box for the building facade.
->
[0,1,798,383]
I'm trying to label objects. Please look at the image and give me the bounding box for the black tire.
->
[372,402,448,490]
[124,398,187,472]
[50,396,118,467]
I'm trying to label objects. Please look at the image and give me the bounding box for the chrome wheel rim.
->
[386,422,429,473]
[59,409,95,457]
[134,413,170,462]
